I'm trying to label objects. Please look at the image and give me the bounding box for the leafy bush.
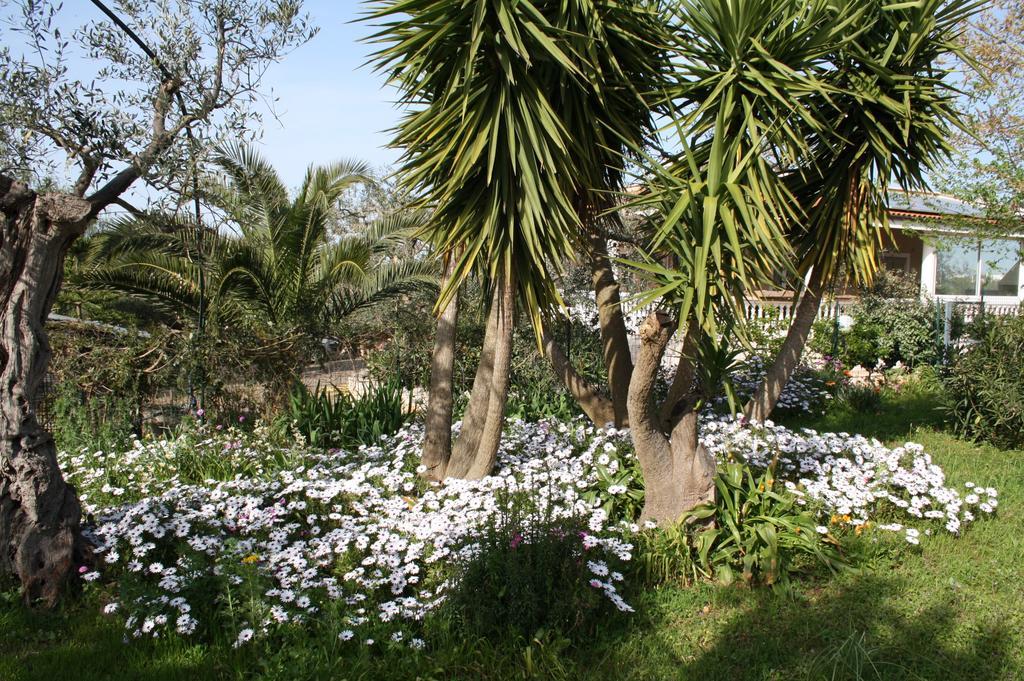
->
[835,383,884,415]
[282,379,409,450]
[443,492,626,641]
[946,314,1024,449]
[686,463,850,590]
[821,271,941,368]
[740,306,791,361]
[51,382,140,454]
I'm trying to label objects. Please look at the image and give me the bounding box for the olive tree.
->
[0,0,313,604]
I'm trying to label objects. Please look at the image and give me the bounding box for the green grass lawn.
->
[2,393,1020,681]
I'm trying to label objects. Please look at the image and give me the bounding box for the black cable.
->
[88,0,207,411]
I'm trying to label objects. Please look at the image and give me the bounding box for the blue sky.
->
[251,3,403,185]
[12,1,402,190]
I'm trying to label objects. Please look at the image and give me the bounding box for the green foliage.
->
[835,384,884,416]
[442,492,619,642]
[580,441,645,527]
[45,322,176,452]
[633,521,700,586]
[687,463,850,590]
[946,314,1024,449]
[821,271,941,368]
[282,381,409,451]
[742,307,790,361]
[363,279,605,422]
[366,0,673,333]
[50,383,138,454]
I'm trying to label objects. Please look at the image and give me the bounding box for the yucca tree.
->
[79,145,437,379]
[744,0,979,422]
[366,0,674,479]
[620,0,865,523]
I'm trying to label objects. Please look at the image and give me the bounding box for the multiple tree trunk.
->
[423,268,516,481]
[0,177,92,605]
[419,224,829,525]
[626,313,717,524]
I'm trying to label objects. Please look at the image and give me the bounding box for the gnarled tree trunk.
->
[420,254,461,481]
[744,266,825,423]
[627,312,716,525]
[588,231,633,427]
[445,270,515,479]
[0,177,91,605]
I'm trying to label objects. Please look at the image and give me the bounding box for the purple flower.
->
[509,533,523,549]
[196,408,205,418]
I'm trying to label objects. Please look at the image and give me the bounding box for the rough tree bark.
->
[744,266,825,423]
[627,312,717,525]
[587,231,633,427]
[420,254,461,481]
[0,177,92,605]
[445,270,515,479]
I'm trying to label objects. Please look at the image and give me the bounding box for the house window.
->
[935,238,1022,298]
[981,240,1021,296]
[880,252,910,273]
[935,241,980,296]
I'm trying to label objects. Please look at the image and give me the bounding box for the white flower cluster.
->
[63,419,635,647]
[700,418,998,539]
[726,356,834,414]
[60,412,995,649]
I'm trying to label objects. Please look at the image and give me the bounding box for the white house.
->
[746,190,1023,321]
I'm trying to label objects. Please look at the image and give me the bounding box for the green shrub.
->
[835,383,884,415]
[282,379,409,450]
[818,271,942,368]
[443,493,620,642]
[686,463,850,590]
[946,314,1024,449]
[50,382,139,453]
[742,306,790,361]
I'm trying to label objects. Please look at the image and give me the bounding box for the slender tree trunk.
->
[744,267,826,423]
[0,177,92,605]
[587,231,633,427]
[420,255,461,481]
[541,331,616,426]
[446,270,515,479]
[659,318,699,429]
[627,312,716,526]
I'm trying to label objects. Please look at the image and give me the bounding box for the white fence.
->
[743,297,854,321]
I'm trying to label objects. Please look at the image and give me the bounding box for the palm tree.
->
[78,144,437,393]
[366,0,674,479]
[622,0,978,523]
[744,0,976,422]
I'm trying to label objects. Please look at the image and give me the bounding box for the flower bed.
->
[61,415,996,648]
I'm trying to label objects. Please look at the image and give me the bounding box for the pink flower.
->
[509,533,523,550]
[78,565,88,574]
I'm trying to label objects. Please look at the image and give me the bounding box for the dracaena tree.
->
[0,0,314,604]
[744,0,978,422]
[366,0,674,480]
[619,0,861,523]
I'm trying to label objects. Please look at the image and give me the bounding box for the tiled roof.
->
[886,190,985,219]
